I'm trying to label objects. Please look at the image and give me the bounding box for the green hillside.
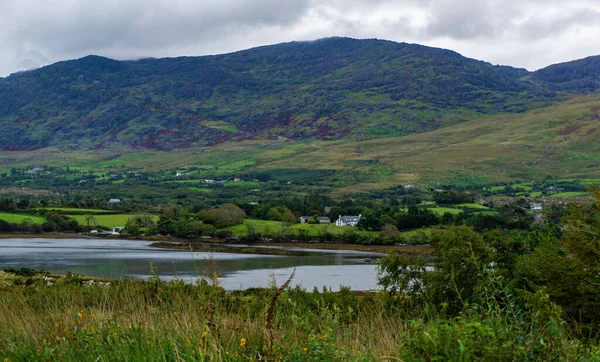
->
[3,37,598,152]
[2,94,600,194]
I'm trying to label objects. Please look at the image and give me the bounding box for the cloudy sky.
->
[1,0,599,77]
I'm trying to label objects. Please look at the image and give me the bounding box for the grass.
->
[456,203,489,209]
[548,191,589,198]
[224,219,379,237]
[429,207,463,215]
[0,212,45,224]
[187,187,214,193]
[0,270,597,361]
[472,211,498,216]
[223,181,261,187]
[36,207,116,214]
[66,214,159,228]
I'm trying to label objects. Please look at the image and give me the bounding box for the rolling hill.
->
[2,93,600,194]
[2,37,599,152]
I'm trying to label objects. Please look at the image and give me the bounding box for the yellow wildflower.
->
[239,337,246,348]
[77,312,83,319]
[201,331,208,339]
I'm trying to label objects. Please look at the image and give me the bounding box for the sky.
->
[1,0,599,77]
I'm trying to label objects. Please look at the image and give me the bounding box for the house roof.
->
[108,198,121,203]
[339,215,361,223]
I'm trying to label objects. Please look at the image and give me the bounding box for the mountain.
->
[0,37,599,151]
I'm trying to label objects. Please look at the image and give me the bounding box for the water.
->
[0,238,382,291]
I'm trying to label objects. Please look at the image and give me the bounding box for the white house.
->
[335,214,362,226]
[531,203,543,211]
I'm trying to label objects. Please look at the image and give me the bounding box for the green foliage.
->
[197,203,246,229]
[516,187,600,332]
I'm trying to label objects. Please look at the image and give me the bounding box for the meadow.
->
[224,219,379,238]
[66,214,159,229]
[0,269,597,361]
[0,212,45,224]
[36,207,117,214]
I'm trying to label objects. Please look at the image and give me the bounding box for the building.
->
[531,203,543,211]
[108,198,121,208]
[335,215,362,226]
[112,226,125,235]
[301,216,332,224]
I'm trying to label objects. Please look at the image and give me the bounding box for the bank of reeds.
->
[0,269,598,361]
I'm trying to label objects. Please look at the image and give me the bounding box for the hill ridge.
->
[0,37,599,151]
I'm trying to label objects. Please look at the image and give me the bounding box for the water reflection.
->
[0,238,382,291]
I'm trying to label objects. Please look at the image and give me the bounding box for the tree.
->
[85,215,98,227]
[517,187,600,329]
[380,223,401,243]
[377,225,491,314]
[125,217,140,235]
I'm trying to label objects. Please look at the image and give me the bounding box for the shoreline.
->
[0,232,435,257]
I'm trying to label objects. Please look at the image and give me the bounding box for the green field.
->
[67,214,159,228]
[36,207,116,214]
[187,187,214,193]
[548,192,589,198]
[0,212,45,224]
[429,207,463,215]
[578,178,600,185]
[456,203,489,210]
[223,181,261,187]
[224,219,378,237]
[472,211,499,216]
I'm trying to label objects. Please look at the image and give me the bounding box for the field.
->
[456,203,489,209]
[429,207,463,215]
[66,214,159,228]
[1,268,596,361]
[548,191,589,198]
[36,207,117,214]
[0,212,45,224]
[225,219,379,237]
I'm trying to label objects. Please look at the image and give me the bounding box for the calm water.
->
[0,238,382,291]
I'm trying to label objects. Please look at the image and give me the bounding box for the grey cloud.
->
[519,8,600,39]
[424,1,521,39]
[1,0,600,76]
[5,0,310,54]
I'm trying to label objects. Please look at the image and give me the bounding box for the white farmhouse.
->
[335,214,362,226]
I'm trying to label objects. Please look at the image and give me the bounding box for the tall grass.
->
[0,270,598,361]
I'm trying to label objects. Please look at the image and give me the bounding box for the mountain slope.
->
[0,37,598,151]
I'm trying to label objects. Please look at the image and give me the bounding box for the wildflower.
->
[239,338,246,348]
[201,331,208,339]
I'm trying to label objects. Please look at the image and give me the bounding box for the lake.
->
[0,238,382,291]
